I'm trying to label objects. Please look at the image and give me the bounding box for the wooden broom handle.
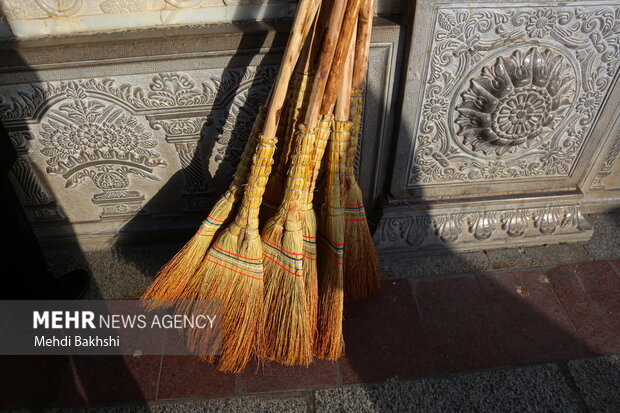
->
[303,0,348,128]
[262,0,320,140]
[352,0,374,90]
[334,22,356,121]
[319,0,362,117]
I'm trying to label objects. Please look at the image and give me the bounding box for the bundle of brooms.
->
[141,0,380,373]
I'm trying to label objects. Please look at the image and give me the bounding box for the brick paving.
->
[1,259,618,410]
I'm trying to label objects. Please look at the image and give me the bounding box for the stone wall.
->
[374,0,620,254]
[0,18,403,250]
[0,0,401,38]
[1,0,619,255]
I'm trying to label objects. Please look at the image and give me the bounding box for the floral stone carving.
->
[456,47,574,156]
[408,5,620,185]
[38,83,166,218]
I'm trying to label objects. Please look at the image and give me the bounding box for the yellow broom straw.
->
[302,115,332,341]
[174,0,320,373]
[256,0,348,365]
[140,105,266,308]
[343,0,380,301]
[314,0,360,360]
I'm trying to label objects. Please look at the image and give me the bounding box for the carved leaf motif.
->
[468,212,496,240]
[533,207,561,235]
[501,209,529,237]
[433,215,462,243]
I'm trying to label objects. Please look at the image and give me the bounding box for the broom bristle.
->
[257,124,317,365]
[314,121,349,360]
[315,214,345,360]
[302,207,318,338]
[141,106,267,309]
[140,194,233,309]
[178,225,264,373]
[341,87,380,301]
[302,115,331,337]
[343,182,380,301]
[257,213,312,365]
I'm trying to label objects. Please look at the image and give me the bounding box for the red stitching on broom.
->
[207,215,227,223]
[204,257,264,280]
[263,253,303,277]
[261,237,303,256]
[196,232,215,237]
[302,255,317,261]
[212,243,263,261]
[345,218,367,222]
[343,202,364,207]
[303,235,316,239]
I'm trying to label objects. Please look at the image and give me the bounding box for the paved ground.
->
[1,210,618,412]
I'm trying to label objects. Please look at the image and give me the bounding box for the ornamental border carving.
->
[374,204,592,251]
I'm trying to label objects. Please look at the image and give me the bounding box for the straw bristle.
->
[315,205,345,359]
[343,182,380,301]
[314,120,349,360]
[140,199,230,309]
[342,88,380,301]
[179,224,264,373]
[256,124,317,365]
[302,207,318,337]
[141,106,267,309]
[257,213,312,365]
[303,115,332,336]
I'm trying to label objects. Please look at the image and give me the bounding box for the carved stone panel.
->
[375,200,593,253]
[0,66,276,221]
[393,1,620,200]
[0,19,402,248]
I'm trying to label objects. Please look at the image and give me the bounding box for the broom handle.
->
[232,0,319,230]
[334,22,356,122]
[319,0,362,117]
[275,9,323,180]
[303,0,348,129]
[262,0,319,141]
[346,0,373,176]
[352,0,374,91]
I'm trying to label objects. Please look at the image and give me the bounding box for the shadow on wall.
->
[1,4,617,412]
[114,20,280,283]
[0,9,151,412]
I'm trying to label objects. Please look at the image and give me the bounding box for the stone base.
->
[373,194,593,254]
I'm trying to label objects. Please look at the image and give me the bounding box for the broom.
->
[140,105,266,309]
[302,114,332,341]
[173,0,320,373]
[256,0,348,365]
[260,9,323,224]
[343,0,380,301]
[314,0,361,360]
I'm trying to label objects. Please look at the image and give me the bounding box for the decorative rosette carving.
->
[456,47,574,156]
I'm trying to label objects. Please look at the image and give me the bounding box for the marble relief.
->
[0,66,276,219]
[408,5,620,186]
[0,0,293,37]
